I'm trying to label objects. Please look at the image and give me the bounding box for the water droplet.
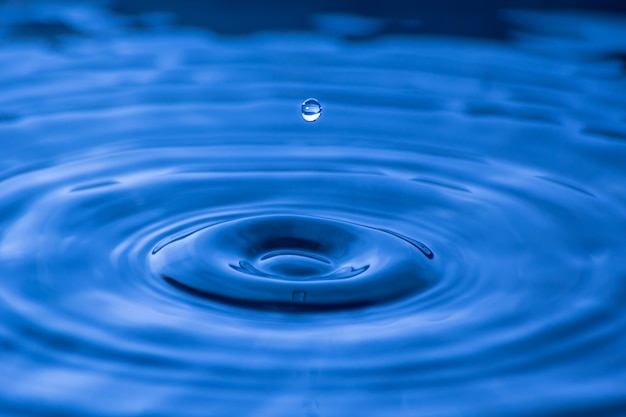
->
[301,98,322,122]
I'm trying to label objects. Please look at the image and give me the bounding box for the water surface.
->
[1,3,626,416]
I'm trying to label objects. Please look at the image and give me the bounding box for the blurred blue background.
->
[109,0,626,37]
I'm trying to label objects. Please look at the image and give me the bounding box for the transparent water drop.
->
[301,98,322,122]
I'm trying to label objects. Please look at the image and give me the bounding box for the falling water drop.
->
[301,98,322,122]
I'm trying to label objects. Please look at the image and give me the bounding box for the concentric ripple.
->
[1,3,626,417]
[152,214,436,307]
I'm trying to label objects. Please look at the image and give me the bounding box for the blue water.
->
[1,2,626,416]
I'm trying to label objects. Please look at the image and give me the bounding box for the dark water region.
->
[110,0,626,38]
[1,1,626,416]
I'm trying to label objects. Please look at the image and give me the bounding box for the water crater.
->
[151,215,437,308]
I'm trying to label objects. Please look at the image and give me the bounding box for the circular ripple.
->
[150,214,437,308]
[2,4,626,416]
